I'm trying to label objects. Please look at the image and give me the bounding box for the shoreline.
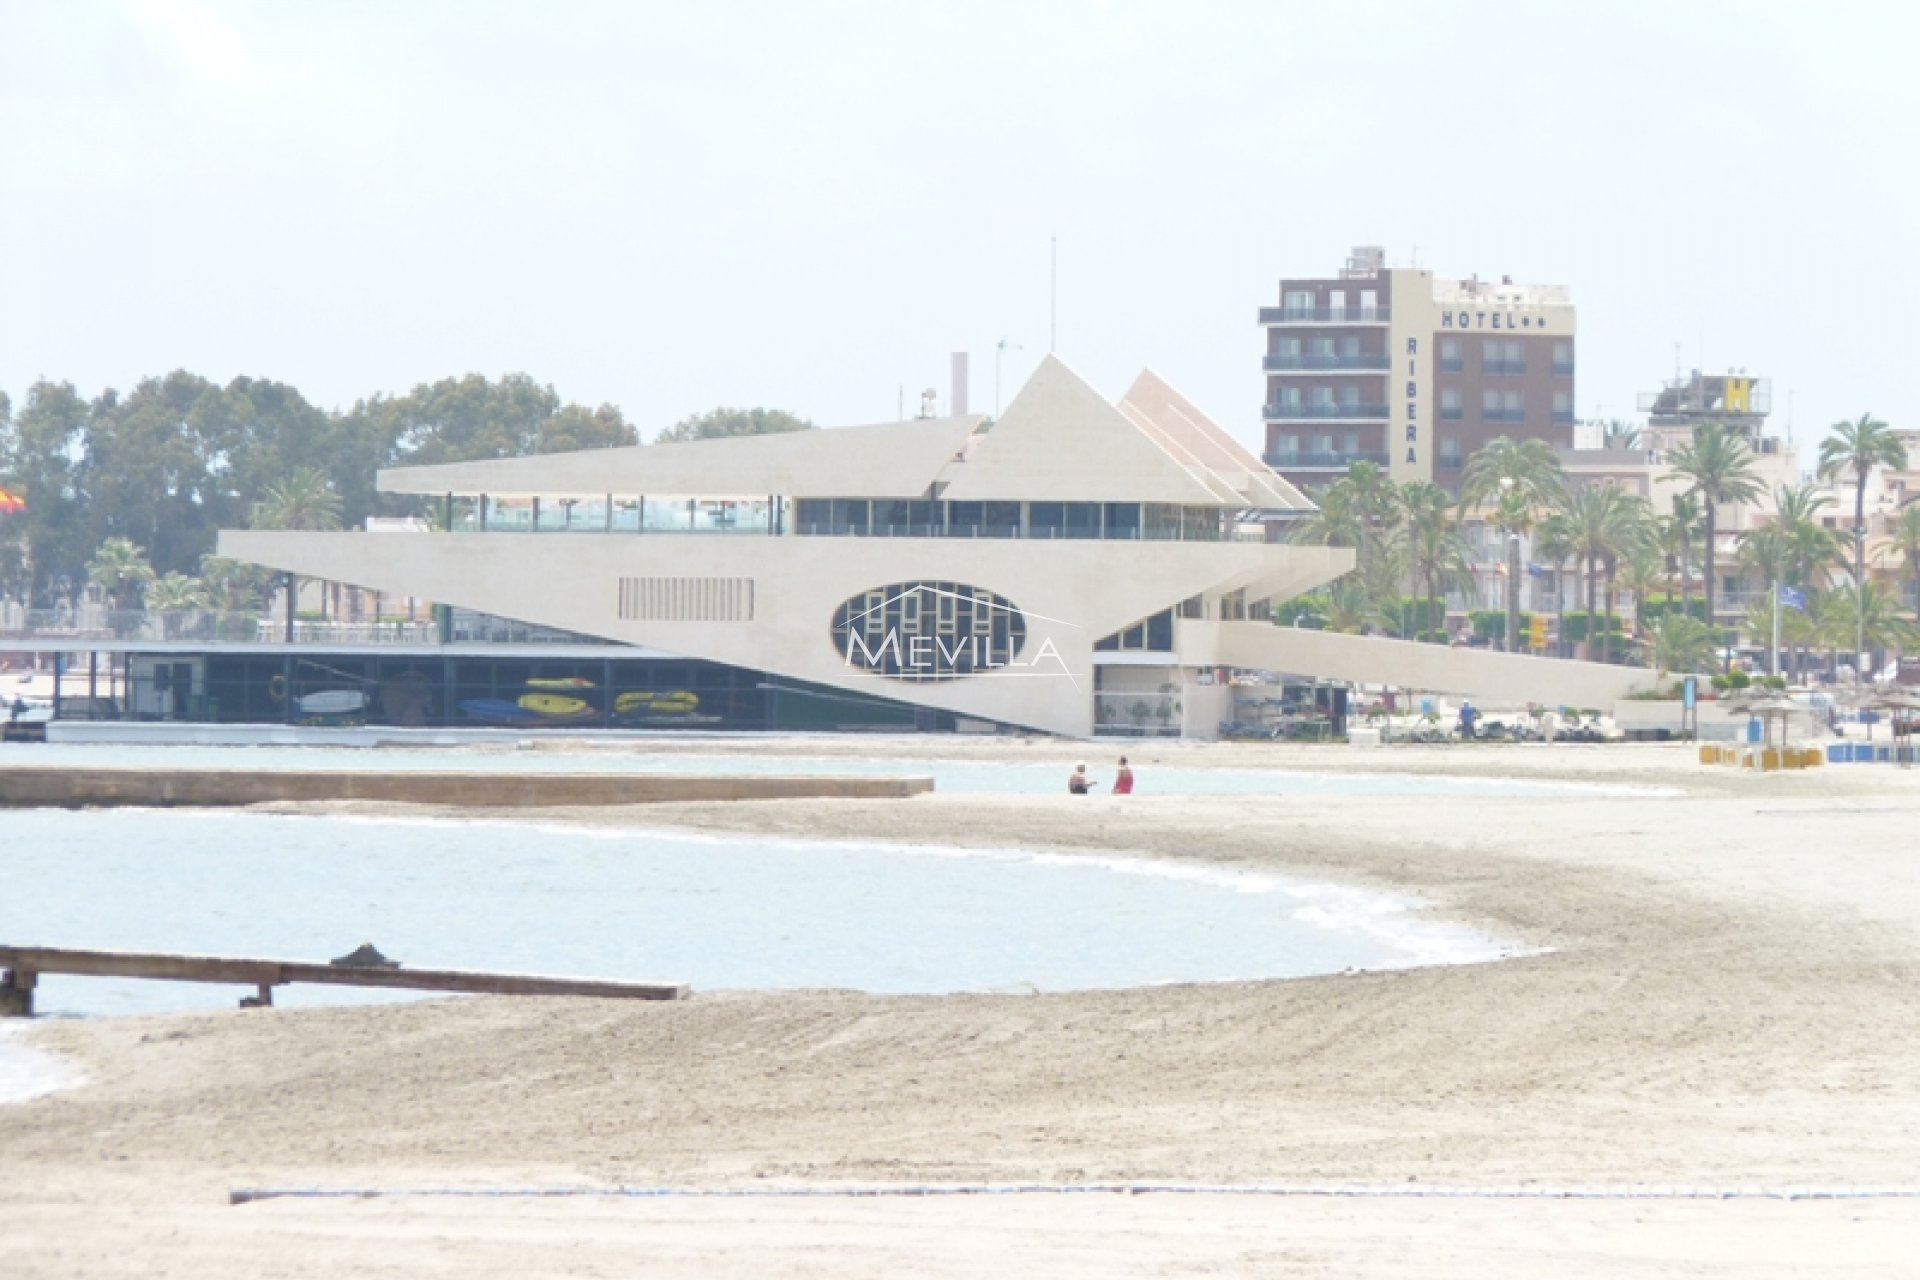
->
[4,742,1919,1276]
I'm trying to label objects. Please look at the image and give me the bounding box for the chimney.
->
[950,352,970,417]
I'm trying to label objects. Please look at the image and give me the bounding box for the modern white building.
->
[220,359,1358,737]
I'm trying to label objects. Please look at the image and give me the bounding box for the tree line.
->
[0,372,812,610]
[1286,415,1919,678]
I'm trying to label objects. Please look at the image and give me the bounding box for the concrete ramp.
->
[1217,626,1651,709]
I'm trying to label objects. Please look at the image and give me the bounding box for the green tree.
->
[252,467,344,532]
[1561,482,1646,664]
[655,406,813,444]
[199,554,271,612]
[1660,492,1702,613]
[1644,612,1716,675]
[1817,581,1916,678]
[1460,436,1564,650]
[0,380,94,604]
[1400,481,1468,643]
[1664,423,1764,646]
[86,537,155,611]
[1818,413,1908,671]
[1535,511,1578,657]
[1770,484,1841,589]
[1880,503,1920,618]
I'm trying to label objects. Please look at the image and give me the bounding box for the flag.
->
[1778,585,1807,613]
[0,488,23,514]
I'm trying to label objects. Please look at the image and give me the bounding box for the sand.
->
[3,741,1919,1276]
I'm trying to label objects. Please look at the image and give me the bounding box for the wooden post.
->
[1,968,36,1017]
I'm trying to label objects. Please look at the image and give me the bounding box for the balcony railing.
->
[1553,410,1576,425]
[1258,306,1391,325]
[1483,359,1528,376]
[1262,353,1391,372]
[1482,408,1527,424]
[1440,406,1464,421]
[1439,357,1464,372]
[1553,361,1575,377]
[0,609,443,645]
[1264,451,1390,469]
[1264,403,1391,421]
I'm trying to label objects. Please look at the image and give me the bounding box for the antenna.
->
[994,338,1023,417]
[1050,234,1058,353]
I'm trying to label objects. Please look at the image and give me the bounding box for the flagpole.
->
[1771,579,1781,682]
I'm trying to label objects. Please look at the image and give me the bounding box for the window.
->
[1339,385,1360,408]
[1440,337,1462,371]
[1276,335,1301,358]
[1439,437,1463,467]
[1311,433,1334,455]
[1441,387,1462,420]
[1341,432,1360,455]
[1553,340,1574,374]
[1482,387,1501,413]
[1359,288,1377,318]
[1271,433,1299,458]
[1553,390,1573,423]
[1339,335,1360,358]
[1280,386,1302,410]
[1310,386,1335,409]
[1284,290,1313,315]
[1309,336,1335,359]
[1503,389,1522,414]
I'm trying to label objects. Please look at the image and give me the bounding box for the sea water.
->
[0,741,1650,798]
[0,809,1515,1021]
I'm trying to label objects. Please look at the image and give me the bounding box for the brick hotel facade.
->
[1259,246,1577,493]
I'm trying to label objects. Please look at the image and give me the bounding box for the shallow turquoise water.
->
[0,809,1511,1018]
[0,742,1632,798]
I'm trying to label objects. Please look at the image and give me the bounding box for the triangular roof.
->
[936,355,1227,504]
[379,415,982,499]
[1118,370,1312,510]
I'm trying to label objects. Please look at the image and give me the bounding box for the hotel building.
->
[1259,246,1577,494]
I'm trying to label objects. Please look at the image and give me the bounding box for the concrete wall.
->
[0,767,932,808]
[1209,623,1651,709]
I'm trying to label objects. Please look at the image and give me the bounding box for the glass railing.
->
[1483,360,1528,375]
[1263,451,1390,469]
[1262,353,1391,371]
[1553,361,1576,376]
[1483,408,1527,423]
[0,610,441,645]
[1263,403,1391,420]
[1258,306,1391,324]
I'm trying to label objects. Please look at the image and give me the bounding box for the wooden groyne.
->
[0,944,687,1016]
[0,766,932,809]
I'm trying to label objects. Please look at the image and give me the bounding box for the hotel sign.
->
[1439,309,1560,331]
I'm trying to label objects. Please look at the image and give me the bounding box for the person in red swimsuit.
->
[1111,756,1134,795]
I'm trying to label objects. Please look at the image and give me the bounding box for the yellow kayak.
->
[527,677,597,690]
[518,693,593,716]
[615,690,699,714]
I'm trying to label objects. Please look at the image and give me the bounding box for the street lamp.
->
[1499,478,1521,653]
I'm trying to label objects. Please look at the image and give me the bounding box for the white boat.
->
[298,689,366,716]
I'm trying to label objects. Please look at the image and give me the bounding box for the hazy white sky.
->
[2,0,1914,452]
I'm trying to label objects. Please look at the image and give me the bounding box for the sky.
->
[2,0,1915,454]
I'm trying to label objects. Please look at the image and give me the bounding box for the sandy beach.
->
[4,741,1919,1276]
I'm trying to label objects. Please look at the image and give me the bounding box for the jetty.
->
[0,944,688,1016]
[0,766,932,809]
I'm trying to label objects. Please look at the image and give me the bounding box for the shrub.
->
[1468,609,1537,642]
[1639,594,1709,625]
[1560,610,1626,643]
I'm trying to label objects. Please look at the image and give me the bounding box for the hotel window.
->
[1553,390,1573,423]
[1275,335,1301,359]
[1339,385,1360,409]
[1359,288,1377,318]
[1309,336,1335,361]
[1272,433,1299,458]
[1439,437,1463,467]
[1339,335,1360,359]
[1440,337,1462,371]
[1311,433,1334,455]
[1341,432,1360,456]
[1279,386,1302,411]
[1310,386,1335,411]
[1502,390,1522,417]
[1482,387,1501,415]
[1553,340,1574,374]
[1441,387,1462,421]
[1284,289,1313,316]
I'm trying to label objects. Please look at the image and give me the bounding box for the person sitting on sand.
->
[1112,756,1134,795]
[1068,762,1097,795]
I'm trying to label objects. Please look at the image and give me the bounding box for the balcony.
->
[1483,408,1527,424]
[1263,402,1390,421]
[1440,357,1464,372]
[1262,353,1391,372]
[1258,306,1391,325]
[1483,359,1528,376]
[1263,451,1390,470]
[1440,406,1464,421]
[1553,361,1575,377]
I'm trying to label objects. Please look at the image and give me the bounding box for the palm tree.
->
[1819,414,1908,672]
[1460,436,1566,650]
[1598,420,1643,452]
[1660,492,1702,616]
[1535,512,1577,657]
[1664,423,1764,653]
[1880,503,1920,618]
[1645,613,1716,675]
[1771,484,1841,589]
[1401,481,1468,642]
[252,467,345,627]
[1600,499,1655,664]
[1618,540,1666,635]
[1343,459,1401,582]
[1818,581,1917,680]
[1561,482,1642,664]
[146,572,210,640]
[86,538,155,612]
[1317,577,1380,635]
